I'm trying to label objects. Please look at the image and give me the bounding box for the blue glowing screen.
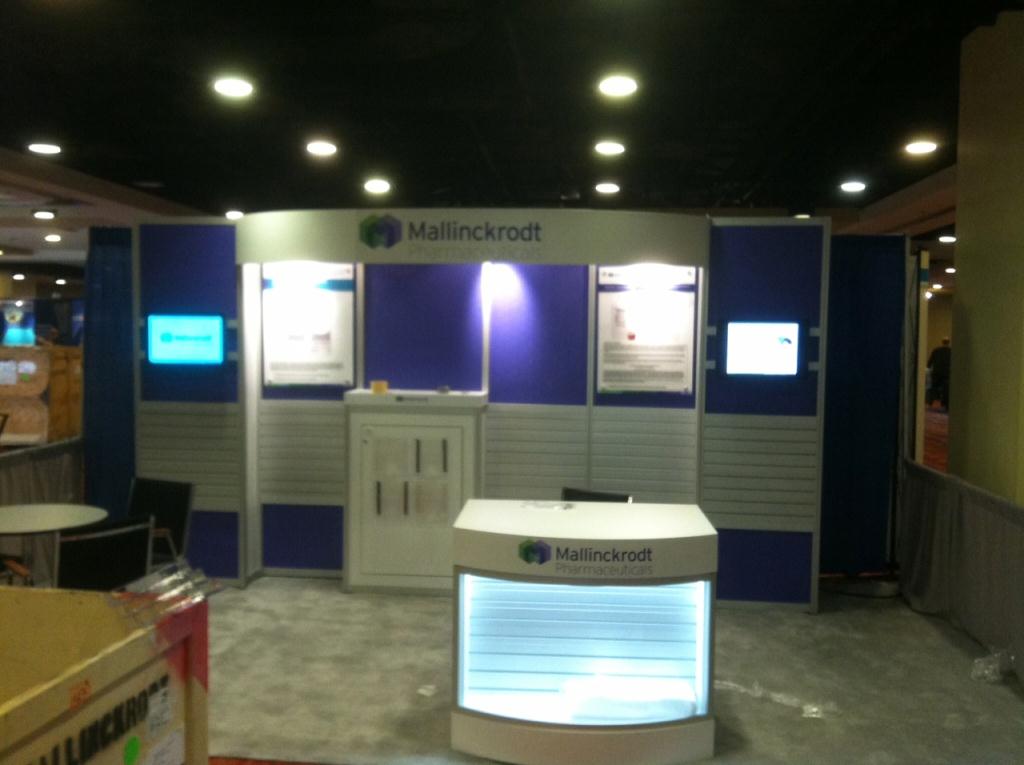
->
[147,314,224,365]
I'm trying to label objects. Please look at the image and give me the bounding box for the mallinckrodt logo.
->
[518,539,551,565]
[359,214,402,249]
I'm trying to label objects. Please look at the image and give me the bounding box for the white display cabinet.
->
[344,389,486,591]
[452,498,717,765]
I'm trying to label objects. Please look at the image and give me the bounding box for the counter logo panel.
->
[518,539,551,564]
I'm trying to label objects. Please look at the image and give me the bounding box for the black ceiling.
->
[2,0,1021,215]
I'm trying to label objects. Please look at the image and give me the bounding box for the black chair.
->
[56,517,153,591]
[561,487,633,503]
[126,477,194,565]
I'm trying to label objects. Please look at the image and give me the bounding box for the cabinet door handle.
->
[415,439,421,473]
[376,481,382,515]
[442,439,448,473]
[403,481,409,515]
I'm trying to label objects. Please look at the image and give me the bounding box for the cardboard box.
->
[0,589,208,764]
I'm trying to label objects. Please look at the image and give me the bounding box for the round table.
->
[0,503,109,534]
[0,503,109,585]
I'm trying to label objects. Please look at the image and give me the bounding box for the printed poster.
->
[262,262,354,386]
[596,265,697,393]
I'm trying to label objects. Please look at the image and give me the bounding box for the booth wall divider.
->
[702,218,830,609]
[135,222,244,584]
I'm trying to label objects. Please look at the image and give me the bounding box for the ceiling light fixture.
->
[27,143,61,155]
[932,284,943,290]
[905,140,938,155]
[15,300,24,307]
[0,249,4,256]
[13,273,25,281]
[594,141,625,156]
[945,267,956,274]
[840,180,867,193]
[939,235,957,244]
[213,77,254,99]
[44,234,62,243]
[364,178,391,195]
[925,291,933,300]
[595,182,620,194]
[306,140,337,157]
[793,213,811,219]
[598,74,638,98]
[33,210,56,220]
[225,210,244,220]
[56,278,67,285]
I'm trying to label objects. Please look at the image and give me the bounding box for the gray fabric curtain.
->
[899,459,1024,681]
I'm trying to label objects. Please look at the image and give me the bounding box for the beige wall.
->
[951,11,1024,502]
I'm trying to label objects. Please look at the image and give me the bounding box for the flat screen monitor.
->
[147,314,224,365]
[726,321,800,376]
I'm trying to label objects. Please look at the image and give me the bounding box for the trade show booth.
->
[90,207,838,608]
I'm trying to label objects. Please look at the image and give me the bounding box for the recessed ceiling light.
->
[945,267,956,274]
[594,141,625,156]
[939,235,957,244]
[925,291,933,300]
[44,234,62,243]
[225,210,244,220]
[306,140,337,157]
[364,178,391,195]
[905,140,938,155]
[840,180,867,193]
[15,300,24,307]
[13,273,25,281]
[213,77,254,99]
[598,74,638,98]
[793,213,811,219]
[56,278,67,285]
[33,210,56,220]
[595,182,620,194]
[28,143,61,155]
[932,284,943,290]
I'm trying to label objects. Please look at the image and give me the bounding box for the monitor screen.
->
[726,322,800,376]
[147,314,224,365]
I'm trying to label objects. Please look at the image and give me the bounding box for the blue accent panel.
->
[139,224,238,402]
[717,529,812,603]
[262,384,350,401]
[262,504,344,569]
[706,225,824,416]
[84,227,136,518]
[139,225,237,315]
[186,511,239,579]
[821,236,905,574]
[365,264,483,390]
[489,264,588,405]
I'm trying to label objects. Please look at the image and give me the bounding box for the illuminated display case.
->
[452,499,717,765]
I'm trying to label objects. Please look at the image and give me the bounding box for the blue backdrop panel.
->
[821,235,905,574]
[489,264,588,405]
[186,510,238,579]
[365,264,483,391]
[262,504,344,569]
[84,228,136,517]
[139,224,238,402]
[717,529,813,602]
[706,225,823,416]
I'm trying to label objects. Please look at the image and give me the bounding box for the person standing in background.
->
[928,337,952,410]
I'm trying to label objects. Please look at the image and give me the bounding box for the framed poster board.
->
[596,265,697,394]
[262,262,355,386]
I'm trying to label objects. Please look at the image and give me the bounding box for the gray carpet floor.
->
[208,577,1024,765]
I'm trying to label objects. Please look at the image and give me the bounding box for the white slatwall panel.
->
[258,400,346,505]
[484,405,588,500]
[136,402,243,512]
[591,407,698,503]
[700,414,819,531]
